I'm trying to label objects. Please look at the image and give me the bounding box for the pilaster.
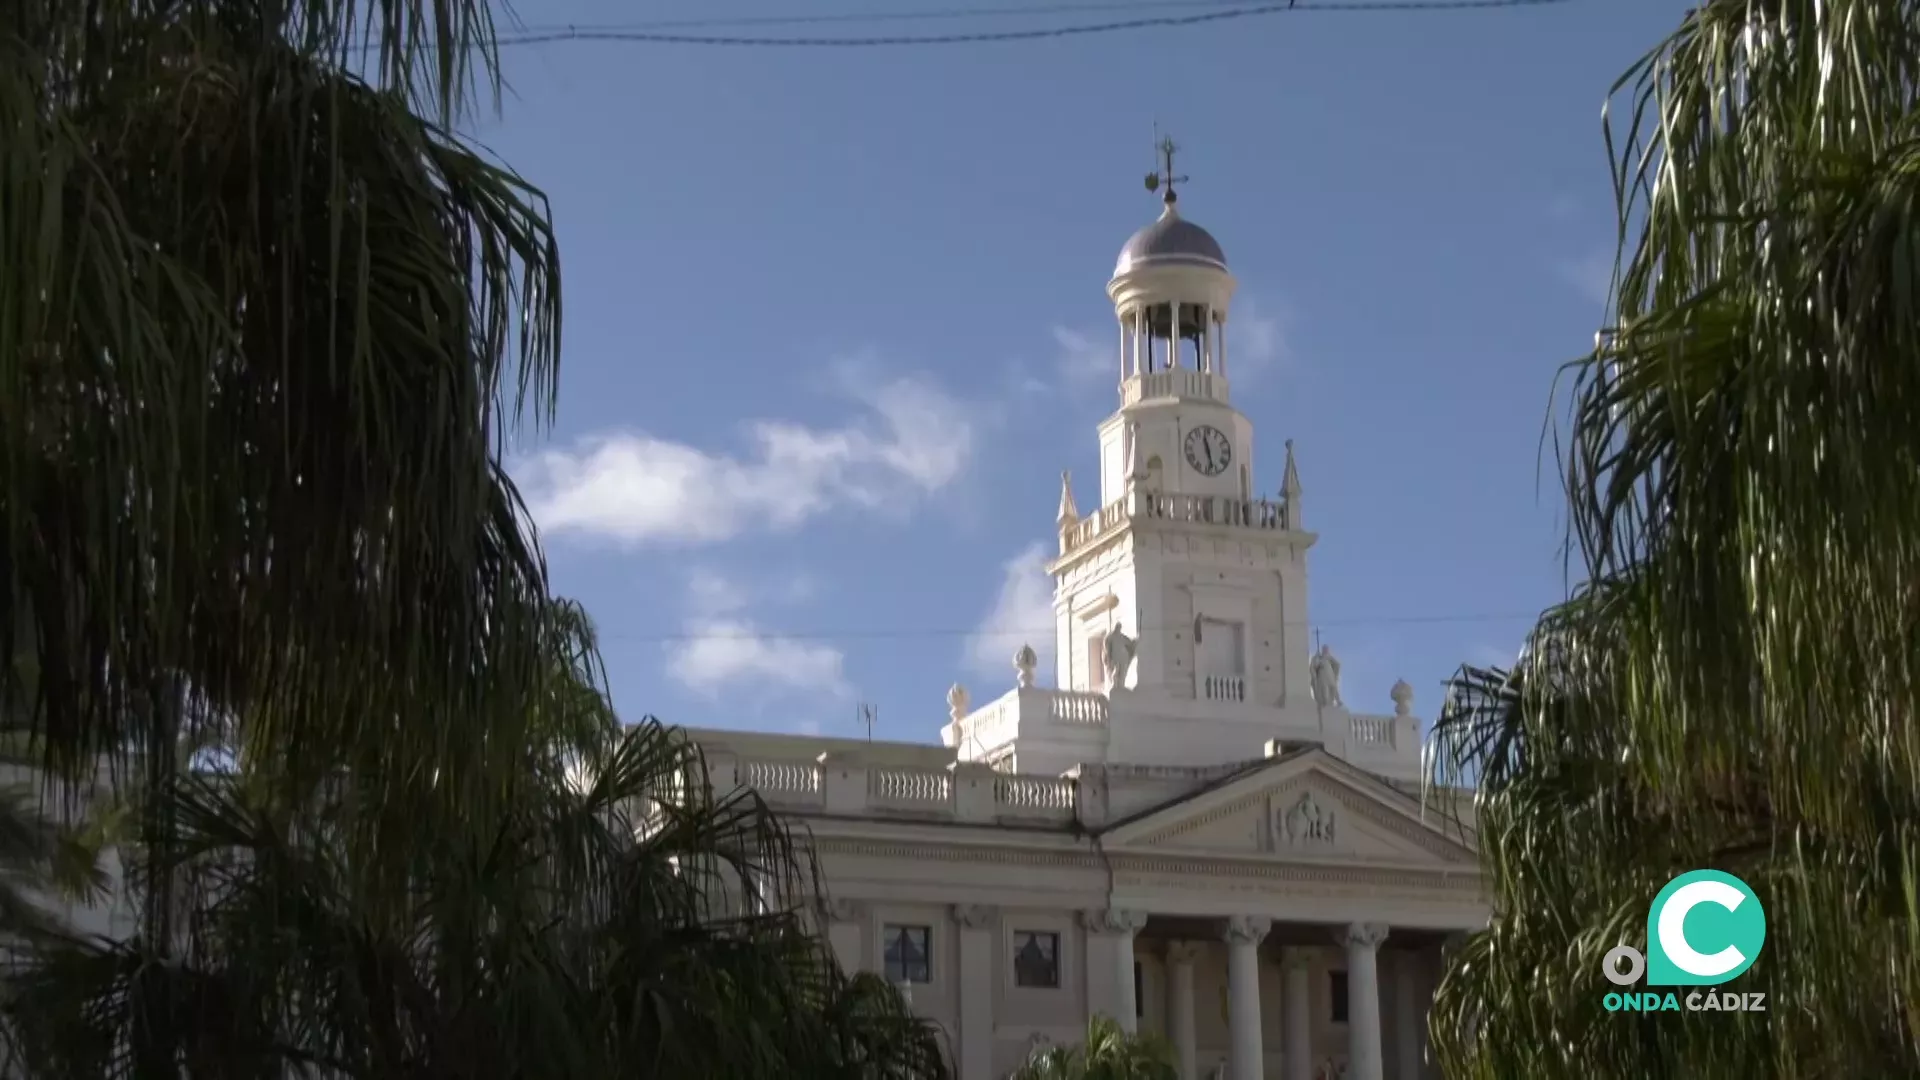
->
[953,904,998,1080]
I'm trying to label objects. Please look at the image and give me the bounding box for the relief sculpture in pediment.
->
[1275,791,1337,848]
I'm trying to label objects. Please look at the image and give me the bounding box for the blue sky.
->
[477,0,1687,743]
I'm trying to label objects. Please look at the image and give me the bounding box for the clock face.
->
[1184,424,1232,476]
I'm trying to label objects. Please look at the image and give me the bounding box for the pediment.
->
[1099,750,1476,867]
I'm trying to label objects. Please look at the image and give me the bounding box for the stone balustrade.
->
[1061,489,1295,557]
[715,753,1080,825]
[1349,714,1394,747]
[940,685,1109,762]
[1121,367,1228,407]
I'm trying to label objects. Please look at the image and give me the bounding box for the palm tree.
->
[2,604,949,1078]
[1427,1,1920,1075]
[1010,1016,1176,1080]
[2,0,563,839]
[2,2,945,1074]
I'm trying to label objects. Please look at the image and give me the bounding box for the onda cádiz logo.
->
[1601,870,1767,1014]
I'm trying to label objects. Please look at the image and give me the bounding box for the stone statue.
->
[1309,644,1343,708]
[1283,791,1336,845]
[1101,623,1137,691]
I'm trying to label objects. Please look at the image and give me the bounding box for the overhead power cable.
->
[496,0,1577,49]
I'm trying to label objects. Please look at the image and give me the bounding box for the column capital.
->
[1080,907,1149,935]
[814,896,867,924]
[1224,915,1272,946]
[1339,921,1390,951]
[1165,939,1207,966]
[1279,944,1317,972]
[951,903,998,930]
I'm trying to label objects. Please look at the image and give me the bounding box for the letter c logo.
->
[1646,870,1766,986]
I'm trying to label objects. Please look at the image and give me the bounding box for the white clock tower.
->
[1047,144,1320,766]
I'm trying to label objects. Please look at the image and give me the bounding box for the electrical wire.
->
[497,0,1576,49]
[513,0,1286,33]
[604,609,1545,643]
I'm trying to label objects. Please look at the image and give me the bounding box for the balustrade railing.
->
[1201,674,1246,703]
[1122,369,1228,406]
[1047,691,1110,724]
[868,767,952,806]
[742,760,821,796]
[994,775,1077,813]
[1350,715,1394,746]
[1061,491,1292,557]
[729,758,1077,822]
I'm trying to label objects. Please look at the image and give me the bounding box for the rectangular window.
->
[1013,930,1061,988]
[1330,970,1349,1024]
[1198,619,1246,677]
[1086,634,1106,691]
[884,924,932,985]
[1134,961,1144,1017]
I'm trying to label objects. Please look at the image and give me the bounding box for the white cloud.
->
[667,617,851,701]
[664,570,851,703]
[517,371,974,546]
[1053,325,1113,387]
[963,542,1057,684]
[685,568,748,615]
[1230,299,1285,380]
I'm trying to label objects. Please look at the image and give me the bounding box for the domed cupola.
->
[1114,201,1228,276]
[1106,138,1238,399]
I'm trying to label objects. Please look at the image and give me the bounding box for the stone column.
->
[1280,946,1314,1080]
[1393,950,1424,1079]
[1083,908,1149,1032]
[1340,922,1390,1080]
[1224,915,1271,1080]
[953,904,998,1080]
[1165,941,1203,1080]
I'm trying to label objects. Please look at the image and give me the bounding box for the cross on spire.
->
[1144,133,1188,206]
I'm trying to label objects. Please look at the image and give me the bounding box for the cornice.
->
[806,836,1482,894]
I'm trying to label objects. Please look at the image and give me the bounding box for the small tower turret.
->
[1097,136,1251,508]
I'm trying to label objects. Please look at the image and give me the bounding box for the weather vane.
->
[1143,129,1188,206]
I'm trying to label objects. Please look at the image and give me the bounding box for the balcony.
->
[1058,491,1295,559]
[1200,674,1246,703]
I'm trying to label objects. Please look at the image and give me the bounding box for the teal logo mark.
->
[1644,870,1765,986]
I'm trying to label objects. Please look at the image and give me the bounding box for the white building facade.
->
[687,180,1486,1080]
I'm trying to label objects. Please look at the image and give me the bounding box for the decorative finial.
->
[1281,439,1302,527]
[1391,678,1414,718]
[1056,470,1079,528]
[1013,644,1038,688]
[1143,133,1188,208]
[947,683,971,723]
